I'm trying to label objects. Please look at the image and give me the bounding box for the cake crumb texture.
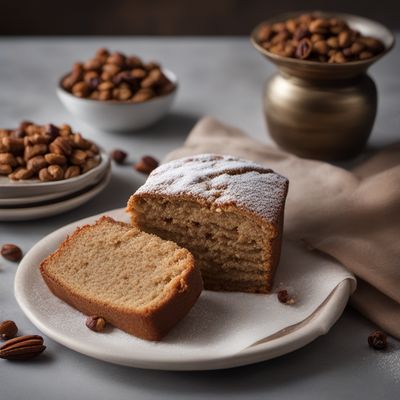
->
[128,154,288,293]
[40,216,203,341]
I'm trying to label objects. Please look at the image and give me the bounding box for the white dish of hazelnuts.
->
[57,49,178,132]
[0,121,110,199]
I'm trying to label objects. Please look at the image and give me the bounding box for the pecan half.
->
[0,335,46,360]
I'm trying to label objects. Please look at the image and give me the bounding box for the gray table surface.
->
[0,37,399,400]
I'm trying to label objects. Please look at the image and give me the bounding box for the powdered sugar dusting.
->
[135,154,289,223]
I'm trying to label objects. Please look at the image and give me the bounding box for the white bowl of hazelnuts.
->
[57,48,178,132]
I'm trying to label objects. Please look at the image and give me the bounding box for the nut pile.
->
[0,121,101,182]
[255,13,385,63]
[62,48,176,102]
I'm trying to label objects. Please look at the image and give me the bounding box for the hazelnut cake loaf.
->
[128,154,289,293]
[40,216,203,341]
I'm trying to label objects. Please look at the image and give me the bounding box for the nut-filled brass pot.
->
[251,12,394,160]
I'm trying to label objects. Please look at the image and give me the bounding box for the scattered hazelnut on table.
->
[134,155,159,174]
[368,330,387,350]
[86,316,107,332]
[1,244,23,262]
[0,320,18,340]
[111,149,128,165]
[277,289,295,305]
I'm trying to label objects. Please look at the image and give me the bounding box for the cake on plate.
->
[128,154,289,293]
[40,216,203,341]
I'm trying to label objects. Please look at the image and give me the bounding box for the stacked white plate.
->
[0,150,111,221]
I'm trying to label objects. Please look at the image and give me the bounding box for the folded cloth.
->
[166,117,400,339]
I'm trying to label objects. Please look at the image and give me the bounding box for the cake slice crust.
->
[40,216,203,341]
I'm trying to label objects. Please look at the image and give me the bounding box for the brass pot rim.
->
[250,10,395,74]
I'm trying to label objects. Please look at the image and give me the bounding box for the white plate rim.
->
[14,208,353,370]
[0,168,107,206]
[0,168,111,221]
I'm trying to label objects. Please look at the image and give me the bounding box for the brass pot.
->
[251,12,395,160]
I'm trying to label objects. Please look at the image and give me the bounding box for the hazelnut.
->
[2,137,24,154]
[72,81,90,97]
[48,164,64,180]
[9,167,34,180]
[0,321,18,340]
[131,68,147,79]
[326,36,340,49]
[81,158,100,173]
[73,133,92,150]
[49,137,72,156]
[24,144,48,161]
[86,316,106,332]
[0,153,18,167]
[44,123,60,140]
[0,164,12,175]
[96,47,110,59]
[44,153,67,165]
[1,244,23,262]
[257,24,272,42]
[113,87,132,101]
[107,52,126,66]
[70,149,88,165]
[39,166,63,181]
[98,81,114,91]
[368,330,387,350]
[27,155,48,172]
[64,166,80,179]
[359,51,374,60]
[98,90,112,101]
[111,149,127,164]
[134,155,159,174]
[338,30,352,48]
[132,89,154,103]
[277,289,295,305]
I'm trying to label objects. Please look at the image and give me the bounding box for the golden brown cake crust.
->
[40,216,203,341]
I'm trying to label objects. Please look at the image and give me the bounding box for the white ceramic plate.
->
[0,149,110,199]
[0,168,107,207]
[0,168,111,221]
[57,69,178,132]
[15,208,354,370]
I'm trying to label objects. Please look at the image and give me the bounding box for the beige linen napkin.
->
[166,117,400,339]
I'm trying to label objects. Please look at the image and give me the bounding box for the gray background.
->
[0,37,399,399]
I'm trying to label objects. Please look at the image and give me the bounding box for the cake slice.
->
[127,154,289,293]
[40,216,203,341]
